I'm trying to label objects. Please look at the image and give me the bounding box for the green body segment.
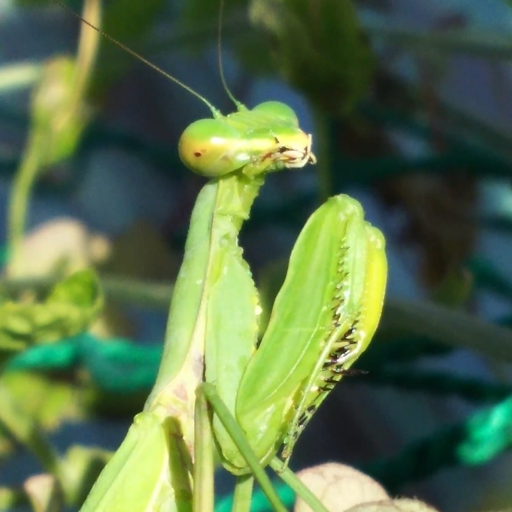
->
[178,101,312,177]
[79,413,192,512]
[203,174,264,467]
[234,195,387,470]
[146,174,265,457]
[146,182,218,404]
[280,221,387,463]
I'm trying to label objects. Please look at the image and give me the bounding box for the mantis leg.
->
[198,384,286,512]
[194,390,215,512]
[78,412,193,512]
[199,384,331,512]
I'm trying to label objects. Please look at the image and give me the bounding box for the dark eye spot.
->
[194,151,202,157]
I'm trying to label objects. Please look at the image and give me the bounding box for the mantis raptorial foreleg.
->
[217,194,387,474]
[77,412,193,512]
[79,190,386,511]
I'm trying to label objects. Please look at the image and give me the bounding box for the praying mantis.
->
[64,2,388,511]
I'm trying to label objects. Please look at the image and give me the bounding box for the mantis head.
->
[178,100,316,178]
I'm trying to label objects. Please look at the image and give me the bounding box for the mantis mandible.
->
[60,2,388,510]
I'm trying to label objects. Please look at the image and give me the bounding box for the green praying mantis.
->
[64,2,388,511]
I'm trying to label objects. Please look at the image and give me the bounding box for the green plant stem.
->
[7,130,46,275]
[383,299,512,363]
[1,275,173,311]
[0,385,64,485]
[200,383,287,512]
[73,0,101,102]
[193,390,214,512]
[99,275,173,309]
[270,458,330,512]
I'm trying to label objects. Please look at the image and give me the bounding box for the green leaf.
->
[249,0,375,114]
[61,445,112,507]
[1,371,87,431]
[31,57,91,167]
[382,298,512,363]
[0,487,26,510]
[0,269,103,352]
[47,269,101,308]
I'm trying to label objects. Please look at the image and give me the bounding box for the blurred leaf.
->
[0,62,43,93]
[103,220,178,280]
[175,0,275,77]
[430,267,473,306]
[0,426,15,459]
[15,0,65,5]
[469,256,512,301]
[61,445,111,507]
[249,0,375,114]
[0,269,103,352]
[24,474,62,512]
[0,487,27,510]
[229,31,277,76]
[23,0,165,97]
[47,268,100,308]
[0,385,61,476]
[31,57,91,168]
[2,371,86,430]
[382,298,512,363]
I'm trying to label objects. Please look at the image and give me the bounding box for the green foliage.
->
[2,371,86,430]
[249,0,375,113]
[31,57,90,168]
[0,370,89,461]
[0,269,102,352]
[61,445,112,506]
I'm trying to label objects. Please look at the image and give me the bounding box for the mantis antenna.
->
[53,0,221,117]
[217,0,244,110]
